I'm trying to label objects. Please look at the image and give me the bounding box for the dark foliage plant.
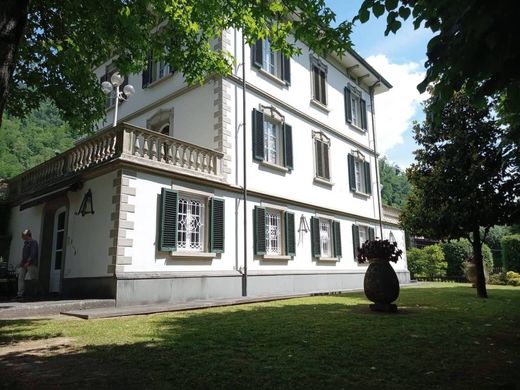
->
[357,239,402,264]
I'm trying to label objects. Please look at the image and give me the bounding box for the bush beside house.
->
[407,245,447,278]
[502,235,520,272]
[441,239,493,277]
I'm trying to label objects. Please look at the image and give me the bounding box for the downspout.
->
[241,33,248,296]
[369,80,384,239]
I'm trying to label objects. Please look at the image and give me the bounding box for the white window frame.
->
[150,58,171,84]
[262,39,283,78]
[319,218,332,257]
[354,158,366,193]
[310,56,328,106]
[358,225,369,246]
[350,89,362,128]
[177,194,207,253]
[263,117,282,165]
[265,209,283,256]
[313,131,331,182]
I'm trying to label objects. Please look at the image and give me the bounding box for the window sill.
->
[263,255,292,260]
[257,68,288,87]
[317,256,339,262]
[348,122,368,133]
[144,73,174,89]
[170,252,216,259]
[310,99,330,113]
[313,177,334,187]
[260,160,289,173]
[352,190,370,198]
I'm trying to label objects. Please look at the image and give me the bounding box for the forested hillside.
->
[0,101,76,179]
[379,157,411,209]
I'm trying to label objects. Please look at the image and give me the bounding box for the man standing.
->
[16,229,39,300]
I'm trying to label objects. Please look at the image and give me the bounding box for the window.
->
[158,189,225,253]
[344,85,367,130]
[310,217,342,259]
[352,224,375,260]
[311,57,327,105]
[147,109,174,136]
[313,132,331,181]
[348,152,372,195]
[100,65,129,109]
[252,39,291,84]
[142,52,172,88]
[253,206,296,257]
[264,118,281,165]
[177,196,205,252]
[252,108,293,170]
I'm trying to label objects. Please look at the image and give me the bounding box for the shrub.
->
[488,273,506,285]
[482,225,512,266]
[441,239,493,277]
[505,271,520,286]
[407,244,447,278]
[502,235,520,272]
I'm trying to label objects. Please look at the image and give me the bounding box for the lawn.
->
[1,283,519,389]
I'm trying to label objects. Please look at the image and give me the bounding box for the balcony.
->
[382,205,401,225]
[8,123,224,202]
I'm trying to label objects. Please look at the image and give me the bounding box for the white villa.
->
[5,30,409,305]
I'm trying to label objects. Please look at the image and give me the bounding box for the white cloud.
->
[366,54,428,155]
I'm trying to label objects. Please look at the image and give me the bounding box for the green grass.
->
[1,283,519,389]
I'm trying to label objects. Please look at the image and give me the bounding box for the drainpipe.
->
[369,80,384,239]
[241,32,248,296]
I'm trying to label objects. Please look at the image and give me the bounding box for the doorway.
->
[49,207,67,293]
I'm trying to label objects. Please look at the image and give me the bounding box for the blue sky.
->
[326,0,434,167]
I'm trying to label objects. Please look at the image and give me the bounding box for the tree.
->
[0,101,75,179]
[356,0,520,176]
[379,157,410,208]
[400,92,519,298]
[0,0,353,132]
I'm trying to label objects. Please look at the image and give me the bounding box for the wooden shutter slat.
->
[310,216,321,257]
[352,224,360,260]
[323,143,330,179]
[360,98,367,130]
[252,109,265,161]
[348,154,356,192]
[315,141,323,178]
[345,86,352,123]
[333,221,342,258]
[159,188,178,251]
[284,212,296,256]
[282,55,291,84]
[253,206,266,255]
[252,40,263,68]
[364,161,372,194]
[368,227,375,241]
[283,123,293,170]
[210,198,225,253]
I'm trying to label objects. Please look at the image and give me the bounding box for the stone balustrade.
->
[382,205,401,224]
[8,123,224,201]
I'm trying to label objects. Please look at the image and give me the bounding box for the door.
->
[49,207,66,293]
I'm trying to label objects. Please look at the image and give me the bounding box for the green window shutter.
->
[333,221,342,258]
[159,188,178,251]
[252,109,265,161]
[323,143,330,179]
[315,141,324,178]
[364,161,372,194]
[284,212,296,256]
[282,54,291,84]
[253,206,266,255]
[348,154,356,192]
[360,98,367,130]
[352,224,360,259]
[283,123,293,170]
[252,40,263,68]
[368,227,375,241]
[209,198,225,253]
[142,52,152,88]
[344,86,352,123]
[310,216,321,257]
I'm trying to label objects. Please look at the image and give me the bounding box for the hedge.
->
[502,235,520,272]
[441,239,493,277]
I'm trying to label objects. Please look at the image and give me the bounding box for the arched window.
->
[146,108,174,137]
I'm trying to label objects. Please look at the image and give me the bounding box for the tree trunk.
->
[472,228,488,298]
[0,0,29,127]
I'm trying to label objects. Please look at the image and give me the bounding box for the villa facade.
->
[5,30,409,305]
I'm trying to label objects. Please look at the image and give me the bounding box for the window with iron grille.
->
[177,196,205,252]
[265,209,282,255]
[319,219,332,257]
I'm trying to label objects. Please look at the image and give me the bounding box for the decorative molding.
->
[107,168,137,273]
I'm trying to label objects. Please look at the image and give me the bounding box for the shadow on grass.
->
[0,286,519,389]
